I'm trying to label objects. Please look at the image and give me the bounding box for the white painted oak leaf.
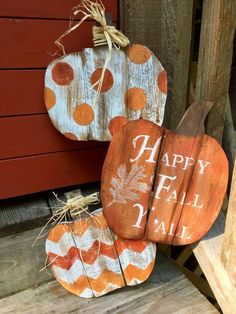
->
[108,164,148,207]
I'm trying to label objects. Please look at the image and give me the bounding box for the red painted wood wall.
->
[0,1,118,199]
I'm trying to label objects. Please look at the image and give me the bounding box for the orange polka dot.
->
[52,62,74,86]
[73,103,94,126]
[125,87,147,110]
[108,116,128,136]
[64,132,78,141]
[90,68,114,92]
[127,44,152,64]
[157,70,167,94]
[44,87,56,110]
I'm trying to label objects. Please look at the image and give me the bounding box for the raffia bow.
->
[33,192,100,246]
[55,0,130,104]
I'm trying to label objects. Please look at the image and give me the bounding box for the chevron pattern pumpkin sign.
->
[101,101,229,245]
[45,208,156,298]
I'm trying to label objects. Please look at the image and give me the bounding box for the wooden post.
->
[120,0,193,129]
[195,0,236,142]
[222,160,236,285]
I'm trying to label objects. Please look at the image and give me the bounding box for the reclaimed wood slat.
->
[221,160,236,285]
[0,195,50,237]
[0,253,218,313]
[0,0,118,20]
[120,0,193,129]
[0,70,45,116]
[45,44,167,141]
[0,114,106,160]
[223,99,236,174]
[0,146,107,199]
[192,214,236,314]
[0,19,95,68]
[46,208,156,298]
[0,226,51,298]
[195,0,236,142]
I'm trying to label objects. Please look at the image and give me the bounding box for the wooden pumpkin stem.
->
[176,101,213,136]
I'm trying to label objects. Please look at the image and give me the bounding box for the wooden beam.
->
[192,214,236,314]
[221,160,236,285]
[0,227,51,298]
[0,195,50,237]
[120,0,193,129]
[195,0,236,142]
[0,253,218,313]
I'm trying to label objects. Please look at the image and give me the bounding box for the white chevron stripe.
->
[118,244,156,270]
[93,283,123,297]
[52,254,122,284]
[52,259,85,284]
[79,288,94,298]
[82,255,122,279]
[45,229,114,257]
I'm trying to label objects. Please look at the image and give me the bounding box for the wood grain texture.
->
[120,0,193,129]
[0,195,50,237]
[0,19,94,68]
[46,208,156,298]
[0,70,45,116]
[193,214,236,314]
[0,146,108,199]
[0,226,51,298]
[223,98,236,175]
[0,0,118,20]
[0,114,106,160]
[45,44,167,141]
[102,102,228,245]
[0,253,218,313]
[102,119,163,239]
[195,0,236,142]
[221,160,236,285]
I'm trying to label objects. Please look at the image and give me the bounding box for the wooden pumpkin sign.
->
[44,0,166,141]
[101,101,229,245]
[45,44,167,141]
[46,208,156,298]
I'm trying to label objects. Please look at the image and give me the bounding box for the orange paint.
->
[44,87,56,110]
[64,132,78,141]
[46,209,156,298]
[101,102,229,245]
[108,116,128,136]
[127,44,152,64]
[157,70,167,94]
[52,62,74,86]
[90,68,114,92]
[73,103,94,126]
[125,87,147,110]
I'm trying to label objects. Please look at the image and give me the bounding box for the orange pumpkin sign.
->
[46,208,156,298]
[101,102,229,245]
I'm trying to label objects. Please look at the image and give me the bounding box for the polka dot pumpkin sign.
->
[45,44,167,141]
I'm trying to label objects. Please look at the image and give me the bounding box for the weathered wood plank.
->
[0,227,51,298]
[195,0,236,142]
[0,195,50,237]
[45,45,167,141]
[221,160,236,285]
[120,0,193,129]
[0,0,118,20]
[0,114,106,160]
[223,98,236,174]
[0,146,107,199]
[0,70,45,116]
[192,214,236,314]
[0,253,218,313]
[0,19,94,68]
